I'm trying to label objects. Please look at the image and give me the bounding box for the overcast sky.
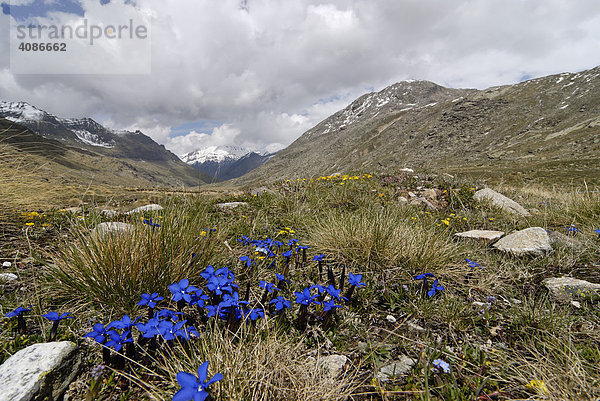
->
[1,0,600,156]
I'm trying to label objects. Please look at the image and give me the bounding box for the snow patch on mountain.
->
[72,129,115,148]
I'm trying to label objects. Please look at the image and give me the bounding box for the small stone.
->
[100,209,118,218]
[492,227,552,256]
[215,202,249,210]
[317,355,347,378]
[571,300,581,308]
[474,188,530,216]
[376,356,415,382]
[408,191,417,198]
[400,168,414,173]
[2,261,11,268]
[0,341,80,401]
[91,222,134,237]
[407,321,425,332]
[0,273,18,282]
[422,188,437,200]
[544,277,600,302]
[455,230,505,242]
[398,196,408,203]
[125,204,163,214]
[547,231,583,249]
[385,315,397,323]
[251,187,276,196]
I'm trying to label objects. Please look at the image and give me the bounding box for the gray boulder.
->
[375,355,415,382]
[544,277,600,302]
[317,354,347,378]
[215,202,249,210]
[0,273,18,283]
[474,188,530,216]
[91,222,134,237]
[125,204,163,214]
[492,227,552,256]
[0,341,80,401]
[455,230,505,242]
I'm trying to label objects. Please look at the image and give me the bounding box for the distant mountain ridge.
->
[182,145,276,181]
[238,66,600,185]
[0,101,210,187]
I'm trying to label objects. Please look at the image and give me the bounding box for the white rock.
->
[422,189,437,200]
[91,222,134,237]
[400,168,414,173]
[0,273,18,282]
[385,315,397,323]
[474,188,530,216]
[317,354,347,378]
[2,262,11,268]
[215,202,249,210]
[543,277,600,302]
[376,355,415,382]
[251,187,276,196]
[398,196,408,203]
[0,341,80,401]
[492,227,552,256]
[100,209,118,218]
[125,204,163,214]
[454,230,505,242]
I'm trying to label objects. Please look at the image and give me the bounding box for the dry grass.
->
[138,322,360,401]
[309,205,463,277]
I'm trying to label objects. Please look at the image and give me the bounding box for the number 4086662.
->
[18,42,66,51]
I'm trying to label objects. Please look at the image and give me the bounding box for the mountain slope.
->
[239,66,600,185]
[0,102,211,187]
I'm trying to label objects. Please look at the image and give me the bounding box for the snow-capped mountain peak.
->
[181,145,254,164]
[0,101,47,123]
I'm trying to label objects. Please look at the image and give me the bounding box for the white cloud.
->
[0,0,599,155]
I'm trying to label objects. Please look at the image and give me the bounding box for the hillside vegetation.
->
[2,170,599,400]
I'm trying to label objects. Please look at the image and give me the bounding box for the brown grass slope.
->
[239,66,600,186]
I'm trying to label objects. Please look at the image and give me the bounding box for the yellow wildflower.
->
[526,380,548,394]
[25,222,34,226]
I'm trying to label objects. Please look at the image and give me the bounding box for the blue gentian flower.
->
[348,273,366,287]
[107,315,140,331]
[325,285,347,301]
[427,279,444,297]
[287,239,298,246]
[206,275,233,295]
[238,235,251,245]
[173,361,223,401]
[138,293,164,308]
[105,330,133,352]
[275,273,290,283]
[259,280,279,293]
[312,254,324,261]
[564,225,581,234]
[465,259,480,268]
[414,273,435,281]
[269,296,291,311]
[42,311,73,321]
[296,245,310,252]
[295,287,319,306]
[5,306,32,318]
[433,359,450,373]
[84,323,108,344]
[157,309,183,320]
[595,229,600,236]
[169,279,199,303]
[245,308,264,321]
[189,289,210,308]
[143,218,160,228]
[239,256,255,267]
[200,265,216,280]
[282,250,293,259]
[323,299,342,312]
